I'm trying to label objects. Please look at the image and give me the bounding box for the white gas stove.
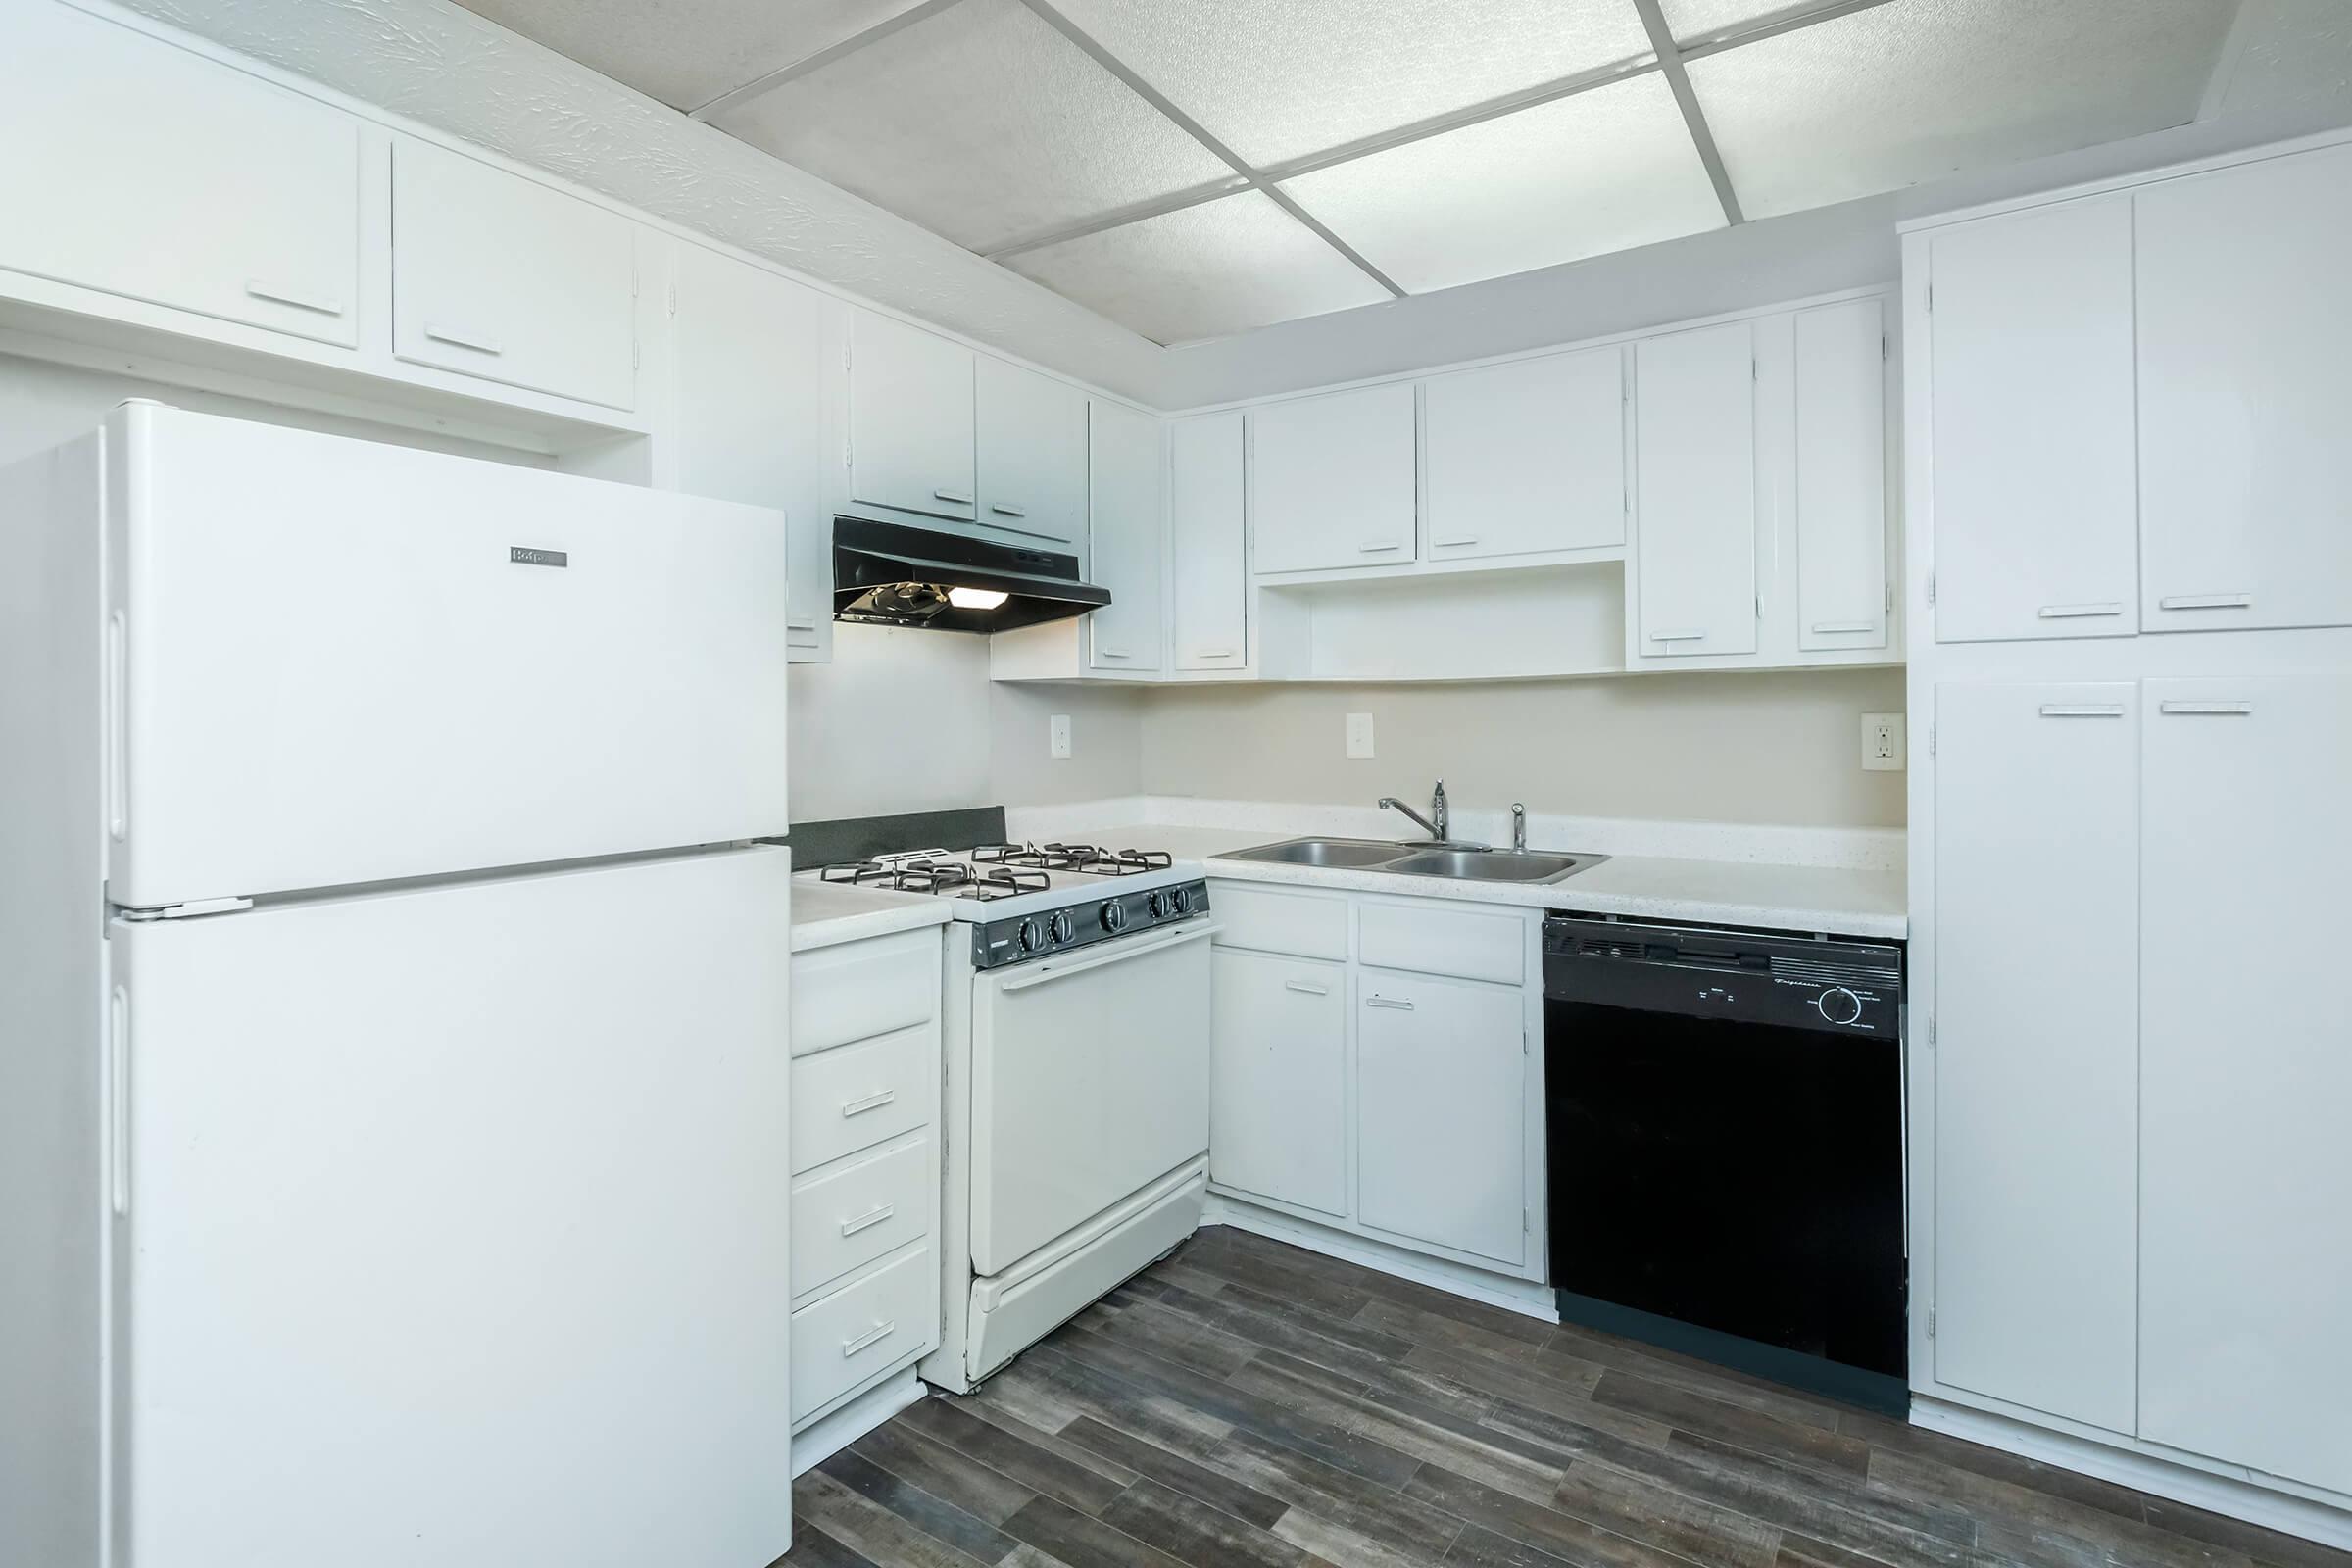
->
[814,844,1208,969]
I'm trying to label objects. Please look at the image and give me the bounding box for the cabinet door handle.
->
[932,488,973,505]
[424,322,504,356]
[989,503,1027,517]
[2037,602,2123,619]
[1098,648,1131,659]
[841,1089,897,1117]
[1648,629,1706,643]
[1283,979,1329,996]
[842,1321,897,1357]
[1366,995,1415,1010]
[245,278,344,317]
[2039,704,2125,718]
[1357,542,1403,554]
[2159,701,2254,716]
[1434,536,1479,549]
[2157,593,2252,612]
[840,1203,897,1238]
[1809,620,1875,635]
[1196,649,1237,660]
[787,618,820,632]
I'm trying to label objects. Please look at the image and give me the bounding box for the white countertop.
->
[789,881,953,954]
[1087,823,1906,940]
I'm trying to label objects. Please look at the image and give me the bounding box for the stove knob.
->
[1100,901,1128,934]
[1147,891,1169,920]
[1816,987,1864,1027]
[1050,910,1075,944]
[1017,917,1044,953]
[1166,886,1190,916]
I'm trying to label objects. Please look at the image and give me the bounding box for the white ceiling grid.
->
[456,0,2254,346]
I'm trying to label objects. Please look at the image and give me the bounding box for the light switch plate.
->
[1050,713,1072,760]
[1862,712,1905,771]
[1346,712,1375,759]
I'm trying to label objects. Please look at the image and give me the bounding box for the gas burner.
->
[1072,848,1173,876]
[819,858,979,895]
[950,866,1051,902]
[971,842,1174,874]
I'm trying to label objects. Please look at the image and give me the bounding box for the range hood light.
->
[947,585,1010,611]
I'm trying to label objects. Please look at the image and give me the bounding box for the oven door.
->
[967,918,1214,1277]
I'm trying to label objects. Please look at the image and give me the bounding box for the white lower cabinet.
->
[2138,676,2352,1495]
[1355,968,1527,1267]
[1206,883,1543,1283]
[1210,951,1347,1216]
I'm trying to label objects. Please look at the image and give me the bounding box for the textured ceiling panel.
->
[1690,0,2241,218]
[713,0,1234,253]
[452,0,932,111]
[1281,74,1724,294]
[1047,0,1655,168]
[1657,0,1856,47]
[2211,0,2352,117]
[1004,192,1391,345]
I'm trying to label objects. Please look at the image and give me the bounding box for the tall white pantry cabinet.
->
[1902,129,2352,1544]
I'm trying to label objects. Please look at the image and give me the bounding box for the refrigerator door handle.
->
[106,611,128,841]
[109,986,130,1215]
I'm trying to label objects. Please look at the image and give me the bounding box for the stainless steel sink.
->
[1386,849,1592,883]
[1219,836,1416,868]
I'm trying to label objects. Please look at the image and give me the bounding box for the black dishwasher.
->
[1544,915,1907,1413]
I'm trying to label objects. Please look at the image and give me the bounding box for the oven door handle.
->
[996,922,1220,992]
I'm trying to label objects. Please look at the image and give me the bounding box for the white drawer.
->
[1357,898,1526,985]
[792,1245,935,1422]
[790,1023,932,1174]
[792,927,940,1057]
[792,1135,933,1299]
[1208,881,1349,961]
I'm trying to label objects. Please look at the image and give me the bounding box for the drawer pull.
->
[1098,648,1132,659]
[2040,704,2125,718]
[245,278,343,317]
[989,503,1027,517]
[1196,649,1237,659]
[841,1089,897,1117]
[2157,593,2252,612]
[787,617,820,632]
[2160,701,2254,716]
[1648,629,1706,643]
[932,488,974,505]
[1284,979,1329,996]
[842,1320,898,1357]
[840,1203,897,1238]
[1809,620,1875,635]
[1357,542,1403,554]
[2037,602,2123,619]
[424,322,504,356]
[1366,995,1415,1011]
[1434,536,1479,549]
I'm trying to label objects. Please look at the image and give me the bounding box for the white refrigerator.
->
[0,403,798,1567]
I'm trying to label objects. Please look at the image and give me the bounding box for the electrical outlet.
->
[1862,712,1905,771]
[1049,713,1071,760]
[1346,712,1375,759]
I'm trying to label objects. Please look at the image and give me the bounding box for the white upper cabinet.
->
[2139,676,2352,1495]
[391,139,638,411]
[1086,401,1163,673]
[0,5,361,348]
[1422,348,1626,564]
[976,357,1088,556]
[1354,969,1525,1267]
[1933,680,2139,1436]
[668,241,832,661]
[848,310,976,523]
[1250,382,1417,574]
[1634,320,1758,659]
[1794,298,1888,652]
[2136,144,2352,636]
[1928,198,2136,643]
[1170,413,1248,672]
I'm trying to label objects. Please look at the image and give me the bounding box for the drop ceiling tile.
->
[713,0,1235,254]
[1689,0,2242,219]
[1048,0,1655,168]
[452,0,932,112]
[1280,74,1725,296]
[1003,192,1390,345]
[1657,0,1854,48]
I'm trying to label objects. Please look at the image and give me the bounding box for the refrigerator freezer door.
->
[108,404,792,908]
[109,848,792,1567]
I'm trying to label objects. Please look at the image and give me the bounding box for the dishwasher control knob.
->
[1100,901,1127,934]
[1050,910,1076,944]
[1816,987,1864,1026]
[1017,917,1044,953]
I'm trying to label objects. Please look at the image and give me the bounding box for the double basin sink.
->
[1217,836,1606,885]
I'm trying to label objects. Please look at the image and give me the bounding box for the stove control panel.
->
[973,879,1210,970]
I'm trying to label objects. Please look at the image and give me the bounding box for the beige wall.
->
[1137,667,1907,828]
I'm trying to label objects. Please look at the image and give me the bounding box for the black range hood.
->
[832,514,1109,634]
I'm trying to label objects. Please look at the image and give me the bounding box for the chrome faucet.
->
[1511,802,1528,852]
[1379,778,1449,843]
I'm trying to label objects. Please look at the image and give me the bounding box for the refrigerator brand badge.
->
[509,546,568,568]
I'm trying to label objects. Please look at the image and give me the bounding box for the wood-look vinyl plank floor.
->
[775,1226,2350,1568]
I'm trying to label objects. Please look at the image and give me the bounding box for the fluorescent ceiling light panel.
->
[1688,0,2243,218]
[452,0,932,112]
[1003,190,1392,345]
[1047,0,1654,168]
[712,0,1233,253]
[1280,74,1725,295]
